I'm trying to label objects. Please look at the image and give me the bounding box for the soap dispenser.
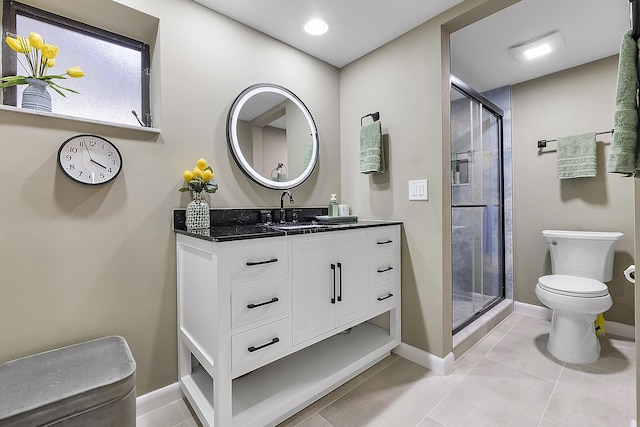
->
[328,194,339,217]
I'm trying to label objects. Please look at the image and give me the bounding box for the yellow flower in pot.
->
[180,158,218,231]
[0,32,84,97]
[179,158,219,194]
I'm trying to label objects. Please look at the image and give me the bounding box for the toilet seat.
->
[537,275,609,298]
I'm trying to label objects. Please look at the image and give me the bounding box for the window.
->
[2,1,151,127]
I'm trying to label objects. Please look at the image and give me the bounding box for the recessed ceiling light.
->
[510,32,564,61]
[304,18,329,36]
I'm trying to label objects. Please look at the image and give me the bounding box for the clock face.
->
[58,135,123,185]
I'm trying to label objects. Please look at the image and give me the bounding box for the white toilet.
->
[535,229,623,364]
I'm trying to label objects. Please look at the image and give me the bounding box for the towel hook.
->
[360,112,380,126]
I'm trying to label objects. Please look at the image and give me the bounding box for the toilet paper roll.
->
[624,265,635,284]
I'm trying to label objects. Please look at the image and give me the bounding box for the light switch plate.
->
[408,179,428,201]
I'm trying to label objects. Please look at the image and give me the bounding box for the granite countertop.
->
[173,208,402,242]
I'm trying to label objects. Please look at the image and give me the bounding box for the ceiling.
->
[192,0,463,68]
[193,0,631,93]
[451,0,630,92]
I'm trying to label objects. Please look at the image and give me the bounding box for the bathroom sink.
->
[269,223,329,231]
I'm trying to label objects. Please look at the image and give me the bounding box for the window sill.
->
[0,104,161,136]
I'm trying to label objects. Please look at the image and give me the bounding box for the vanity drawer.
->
[370,282,399,314]
[231,280,290,331]
[230,241,288,284]
[369,226,400,257]
[369,255,399,287]
[231,317,291,378]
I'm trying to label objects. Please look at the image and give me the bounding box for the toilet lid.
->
[537,275,609,297]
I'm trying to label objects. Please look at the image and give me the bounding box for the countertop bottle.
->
[328,194,339,217]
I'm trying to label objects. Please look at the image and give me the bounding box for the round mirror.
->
[226,83,319,189]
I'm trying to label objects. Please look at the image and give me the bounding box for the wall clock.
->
[57,134,123,185]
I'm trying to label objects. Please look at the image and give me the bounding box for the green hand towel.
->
[557,132,597,179]
[607,30,638,175]
[360,120,385,174]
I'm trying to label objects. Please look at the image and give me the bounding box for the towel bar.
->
[361,112,380,126]
[631,0,640,40]
[537,129,614,149]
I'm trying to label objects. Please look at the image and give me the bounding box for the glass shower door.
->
[451,77,504,333]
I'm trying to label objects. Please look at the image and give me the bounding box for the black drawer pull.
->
[377,293,394,301]
[337,262,342,302]
[377,266,394,273]
[331,263,336,304]
[246,258,278,266]
[248,337,280,352]
[247,297,279,309]
[377,240,393,245]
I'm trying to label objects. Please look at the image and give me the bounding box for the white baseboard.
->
[605,321,635,339]
[514,301,635,340]
[136,382,183,417]
[393,342,455,375]
[514,301,552,319]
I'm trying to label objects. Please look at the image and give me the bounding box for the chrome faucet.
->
[280,190,294,223]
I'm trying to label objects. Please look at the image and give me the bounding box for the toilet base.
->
[547,311,600,364]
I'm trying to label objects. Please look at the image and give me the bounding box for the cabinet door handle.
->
[247,337,280,353]
[377,266,394,273]
[337,262,343,302]
[377,293,394,301]
[247,297,279,309]
[246,258,278,266]
[330,263,336,304]
[377,240,393,245]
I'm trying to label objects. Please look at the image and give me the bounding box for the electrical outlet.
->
[408,179,428,201]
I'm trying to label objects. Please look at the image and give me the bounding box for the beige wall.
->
[512,55,635,325]
[341,23,450,357]
[339,0,517,358]
[0,0,340,395]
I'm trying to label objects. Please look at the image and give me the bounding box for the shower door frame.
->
[450,75,506,335]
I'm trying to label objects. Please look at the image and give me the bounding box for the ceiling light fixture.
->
[303,18,329,36]
[510,32,564,61]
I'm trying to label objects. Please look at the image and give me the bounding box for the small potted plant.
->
[1,32,84,111]
[180,158,218,230]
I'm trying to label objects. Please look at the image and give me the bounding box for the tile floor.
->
[136,313,636,427]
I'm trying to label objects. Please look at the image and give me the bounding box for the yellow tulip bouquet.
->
[0,32,84,96]
[179,158,219,194]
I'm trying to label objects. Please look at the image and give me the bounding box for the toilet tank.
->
[542,230,623,282]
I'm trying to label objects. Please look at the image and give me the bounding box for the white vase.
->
[22,78,52,112]
[186,192,210,230]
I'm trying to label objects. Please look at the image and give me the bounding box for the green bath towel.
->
[360,120,385,174]
[607,30,639,176]
[557,132,597,179]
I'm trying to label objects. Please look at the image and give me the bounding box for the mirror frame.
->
[226,83,319,190]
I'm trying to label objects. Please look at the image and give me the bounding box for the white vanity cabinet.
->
[176,224,401,427]
[291,231,369,345]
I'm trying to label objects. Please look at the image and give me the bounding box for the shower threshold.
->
[453,294,505,335]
